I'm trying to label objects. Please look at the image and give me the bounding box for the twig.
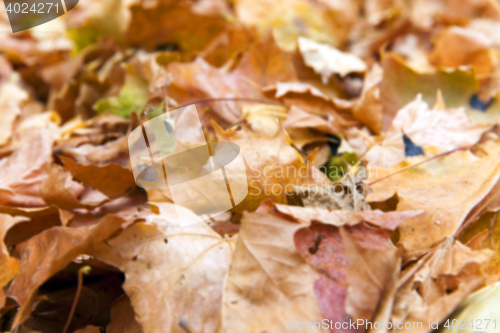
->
[367,147,466,186]
[62,266,91,333]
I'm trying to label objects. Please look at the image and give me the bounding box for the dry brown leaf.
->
[340,127,374,157]
[127,1,229,57]
[214,122,329,211]
[283,105,339,135]
[41,55,84,91]
[365,94,491,168]
[270,81,353,110]
[353,64,384,134]
[106,295,143,333]
[234,0,349,50]
[461,139,500,227]
[93,203,233,333]
[409,0,497,30]
[298,37,367,84]
[429,26,495,76]
[0,128,53,207]
[221,212,327,332]
[233,33,297,87]
[61,136,129,166]
[380,53,480,130]
[294,222,391,333]
[166,58,263,124]
[0,214,26,309]
[2,0,500,331]
[7,215,125,328]
[0,79,29,146]
[390,95,491,150]
[74,326,102,333]
[364,0,405,26]
[275,204,423,230]
[390,34,434,74]
[391,238,493,332]
[60,155,136,199]
[368,150,500,251]
[199,25,256,67]
[363,130,405,169]
[242,103,288,137]
[40,164,104,210]
[0,206,64,246]
[341,228,401,325]
[265,82,359,135]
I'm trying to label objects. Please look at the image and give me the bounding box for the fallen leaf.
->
[381,53,480,130]
[214,123,329,210]
[295,222,390,333]
[391,238,493,332]
[233,33,297,87]
[437,281,500,333]
[106,295,143,333]
[429,26,495,76]
[368,149,500,251]
[127,1,229,58]
[389,94,491,150]
[75,326,102,333]
[40,164,103,210]
[199,25,256,67]
[0,128,53,207]
[221,211,327,332]
[283,105,339,135]
[166,58,263,124]
[275,204,423,230]
[298,37,367,84]
[0,214,26,309]
[270,82,351,110]
[234,0,349,50]
[242,103,288,137]
[61,136,129,166]
[93,203,233,333]
[60,155,136,199]
[409,0,496,30]
[341,227,401,325]
[0,78,29,146]
[353,64,383,134]
[7,215,125,328]
[363,129,405,169]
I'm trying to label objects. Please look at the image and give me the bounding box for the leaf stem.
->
[62,266,91,333]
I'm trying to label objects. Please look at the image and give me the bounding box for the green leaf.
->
[94,69,149,118]
[324,152,358,182]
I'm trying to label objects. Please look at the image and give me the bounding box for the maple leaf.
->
[213,122,329,210]
[2,0,500,332]
[92,203,233,333]
[7,215,124,328]
[221,211,327,332]
[368,150,500,251]
[298,37,367,84]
